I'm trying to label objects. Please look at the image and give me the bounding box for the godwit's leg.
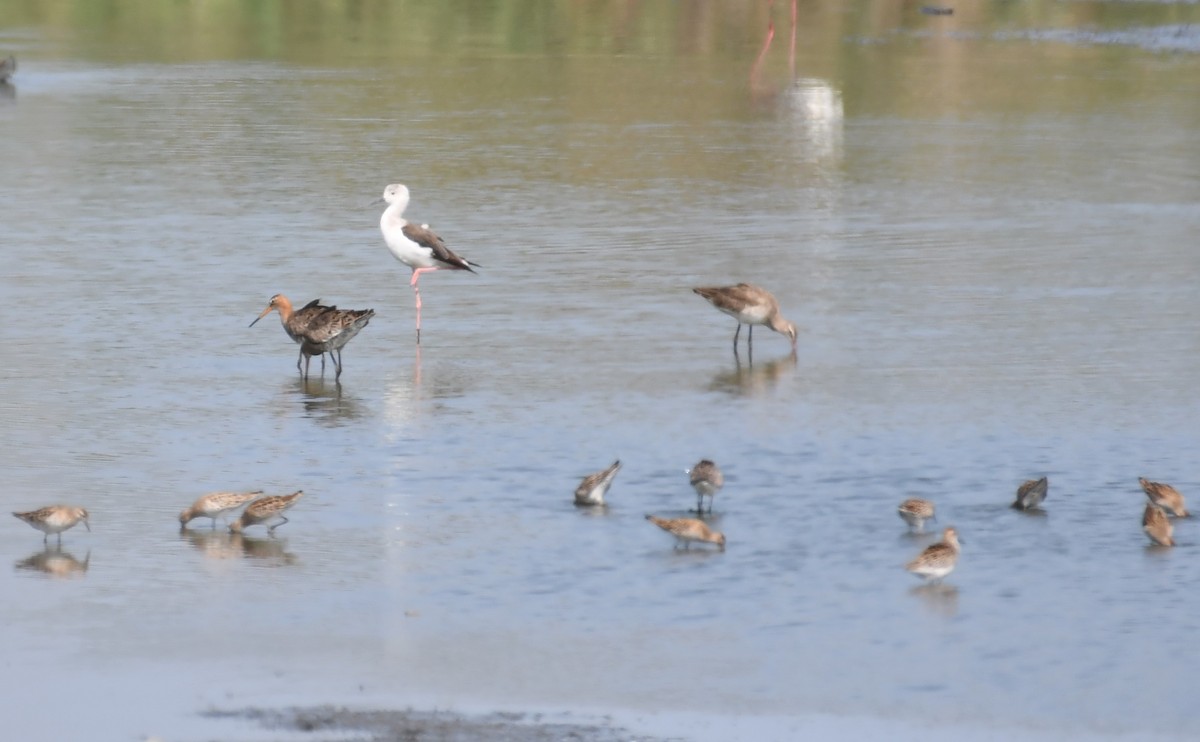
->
[268,515,289,535]
[410,267,441,344]
[296,348,303,372]
[320,353,326,376]
[697,495,704,514]
[732,323,742,354]
[334,350,343,381]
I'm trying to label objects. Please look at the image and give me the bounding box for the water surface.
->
[1,2,1199,740]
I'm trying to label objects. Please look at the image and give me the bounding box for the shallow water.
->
[2,2,1200,740]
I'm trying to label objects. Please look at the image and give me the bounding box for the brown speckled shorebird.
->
[229,491,304,535]
[12,505,90,544]
[251,294,374,380]
[687,459,724,514]
[693,283,797,356]
[1012,477,1048,511]
[250,295,333,373]
[1143,503,1175,546]
[179,490,263,530]
[906,526,962,582]
[898,498,936,531]
[645,515,726,551]
[1139,477,1188,518]
[574,460,621,507]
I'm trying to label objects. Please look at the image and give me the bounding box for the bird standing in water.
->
[693,283,797,358]
[251,294,374,380]
[378,184,477,344]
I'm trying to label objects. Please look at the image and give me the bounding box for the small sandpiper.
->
[1139,477,1188,518]
[686,459,724,514]
[229,491,304,535]
[1143,503,1175,547]
[905,526,962,582]
[897,498,936,531]
[179,490,263,530]
[645,515,726,551]
[1012,477,1048,511]
[574,460,621,506]
[12,505,91,544]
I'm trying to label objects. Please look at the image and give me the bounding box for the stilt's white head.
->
[382,183,410,213]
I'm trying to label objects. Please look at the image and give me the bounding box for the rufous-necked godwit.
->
[251,294,374,380]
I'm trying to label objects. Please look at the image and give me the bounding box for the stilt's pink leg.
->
[409,267,440,344]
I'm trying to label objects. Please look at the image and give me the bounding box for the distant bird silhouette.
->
[686,459,724,514]
[898,498,936,531]
[1012,477,1048,511]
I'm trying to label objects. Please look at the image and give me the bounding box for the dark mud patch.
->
[205,705,677,742]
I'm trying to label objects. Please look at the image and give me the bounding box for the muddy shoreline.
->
[207,706,675,742]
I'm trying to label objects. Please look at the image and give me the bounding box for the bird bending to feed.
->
[229,491,304,535]
[1139,477,1188,518]
[645,515,726,551]
[13,505,90,544]
[693,283,797,356]
[1012,477,1048,511]
[905,526,962,582]
[687,459,724,514]
[898,498,936,531]
[179,490,263,530]
[250,294,374,381]
[1143,503,1175,547]
[378,183,478,344]
[574,460,621,506]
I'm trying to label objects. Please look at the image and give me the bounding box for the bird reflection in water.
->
[707,351,797,397]
[0,54,15,102]
[909,583,959,617]
[15,546,90,578]
[749,0,844,165]
[286,376,365,427]
[181,530,297,566]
